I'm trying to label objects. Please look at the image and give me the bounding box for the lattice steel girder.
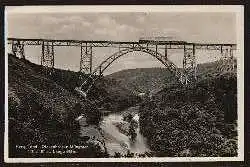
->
[8,38,236,50]
[183,44,197,84]
[218,45,235,72]
[91,46,183,82]
[79,46,187,94]
[53,41,82,46]
[11,41,25,59]
[24,41,42,45]
[220,45,234,56]
[219,57,236,72]
[195,44,236,50]
[8,39,41,45]
[93,48,131,76]
[165,44,168,59]
[41,41,55,68]
[80,43,93,74]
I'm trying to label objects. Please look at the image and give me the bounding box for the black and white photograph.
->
[4,5,244,162]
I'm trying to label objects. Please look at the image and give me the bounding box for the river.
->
[100,106,151,157]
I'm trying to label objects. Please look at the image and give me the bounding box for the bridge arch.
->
[96,48,173,75]
[78,46,185,93]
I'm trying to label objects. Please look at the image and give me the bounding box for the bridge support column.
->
[218,45,235,72]
[41,41,55,74]
[12,41,25,59]
[80,43,93,75]
[165,44,168,59]
[182,44,197,84]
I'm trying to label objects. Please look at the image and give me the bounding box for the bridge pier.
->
[80,43,93,75]
[218,45,235,72]
[12,41,25,59]
[41,41,55,68]
[41,41,55,75]
[182,44,197,84]
[165,44,168,59]
[7,38,237,89]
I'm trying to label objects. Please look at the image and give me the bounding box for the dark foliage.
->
[139,72,238,157]
[41,62,140,112]
[73,102,101,125]
[106,67,178,94]
[8,54,105,158]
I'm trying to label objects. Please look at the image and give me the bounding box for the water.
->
[100,108,150,156]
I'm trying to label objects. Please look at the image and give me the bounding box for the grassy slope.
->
[106,61,238,157]
[43,67,140,112]
[93,77,141,111]
[105,61,228,95]
[106,68,179,95]
[8,54,107,158]
[139,67,237,157]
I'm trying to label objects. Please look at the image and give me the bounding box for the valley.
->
[8,53,237,157]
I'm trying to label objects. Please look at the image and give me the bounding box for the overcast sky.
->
[6,6,237,75]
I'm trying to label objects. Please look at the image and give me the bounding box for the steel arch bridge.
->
[78,46,184,93]
[7,37,237,96]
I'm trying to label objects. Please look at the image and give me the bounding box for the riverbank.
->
[99,106,151,157]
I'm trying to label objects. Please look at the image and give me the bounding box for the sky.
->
[6,6,237,75]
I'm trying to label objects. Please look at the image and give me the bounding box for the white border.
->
[5,5,244,13]
[4,5,244,163]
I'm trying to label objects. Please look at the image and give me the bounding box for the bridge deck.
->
[7,37,236,48]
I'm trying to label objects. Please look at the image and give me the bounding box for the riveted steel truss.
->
[79,45,183,93]
[11,41,25,59]
[41,41,54,68]
[182,44,197,84]
[7,37,237,93]
[218,45,235,72]
[80,43,93,74]
[8,38,236,49]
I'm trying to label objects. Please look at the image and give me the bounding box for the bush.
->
[139,73,237,157]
